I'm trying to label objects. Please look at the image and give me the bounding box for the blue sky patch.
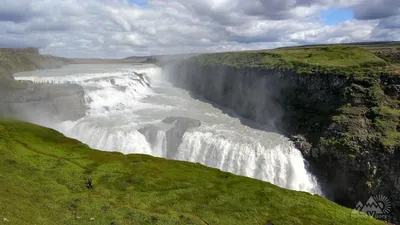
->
[320,8,353,25]
[129,0,148,7]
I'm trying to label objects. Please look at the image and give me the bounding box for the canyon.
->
[0,46,396,224]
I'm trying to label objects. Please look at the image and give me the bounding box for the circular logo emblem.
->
[373,195,392,214]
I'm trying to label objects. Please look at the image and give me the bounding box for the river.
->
[14,63,321,194]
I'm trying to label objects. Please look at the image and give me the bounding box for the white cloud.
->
[0,0,398,58]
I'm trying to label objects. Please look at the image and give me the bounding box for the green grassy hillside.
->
[0,119,384,225]
[277,41,400,51]
[193,46,390,77]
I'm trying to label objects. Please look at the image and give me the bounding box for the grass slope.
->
[0,119,384,225]
[193,46,389,76]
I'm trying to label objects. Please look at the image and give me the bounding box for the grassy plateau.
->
[193,46,394,76]
[0,119,385,225]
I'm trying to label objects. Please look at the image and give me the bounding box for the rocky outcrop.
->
[138,117,201,158]
[0,48,69,82]
[162,117,201,158]
[0,48,86,122]
[165,59,400,223]
[165,61,348,130]
[0,83,86,122]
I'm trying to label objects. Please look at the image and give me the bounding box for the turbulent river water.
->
[14,63,321,194]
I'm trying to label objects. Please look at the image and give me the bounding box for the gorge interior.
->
[14,63,322,195]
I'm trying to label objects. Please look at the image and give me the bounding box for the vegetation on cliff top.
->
[192,44,400,150]
[193,46,389,76]
[188,44,400,214]
[0,119,384,225]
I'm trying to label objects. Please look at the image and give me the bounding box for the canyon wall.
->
[0,48,86,122]
[165,59,400,221]
[0,48,68,82]
[0,83,86,122]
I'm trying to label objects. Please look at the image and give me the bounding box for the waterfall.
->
[14,63,322,195]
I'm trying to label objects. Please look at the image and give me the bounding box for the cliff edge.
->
[0,48,86,121]
[165,45,400,223]
[0,48,68,84]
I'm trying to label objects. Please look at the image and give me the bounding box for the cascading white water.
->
[176,129,318,192]
[153,130,168,157]
[14,63,322,195]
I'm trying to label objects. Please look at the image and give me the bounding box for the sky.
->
[0,0,399,58]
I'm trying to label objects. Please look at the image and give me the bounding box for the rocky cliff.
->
[0,83,86,122]
[0,48,68,82]
[0,48,86,122]
[164,46,400,223]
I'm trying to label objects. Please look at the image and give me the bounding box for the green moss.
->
[0,119,384,225]
[369,106,400,147]
[348,154,357,159]
[372,106,400,118]
[381,131,400,147]
[367,84,386,105]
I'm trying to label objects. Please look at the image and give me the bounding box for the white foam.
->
[153,130,167,157]
[176,129,320,194]
[16,66,167,115]
[56,118,152,155]
[15,64,322,195]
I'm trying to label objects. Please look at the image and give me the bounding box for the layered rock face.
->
[0,83,86,122]
[165,60,400,221]
[0,48,86,122]
[139,117,201,159]
[0,48,68,82]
